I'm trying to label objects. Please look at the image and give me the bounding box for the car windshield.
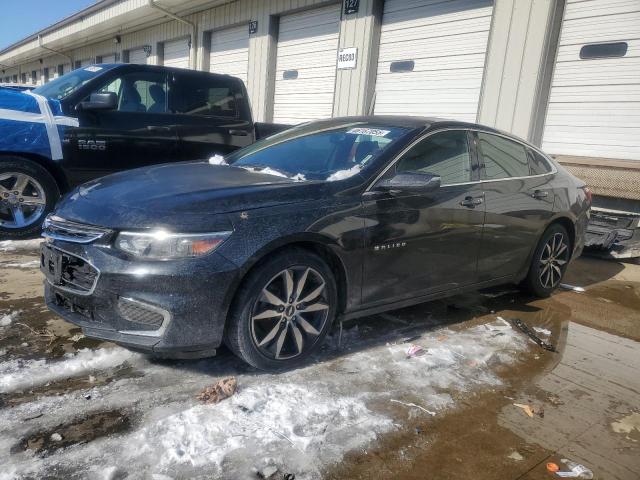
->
[226,123,411,181]
[32,65,115,100]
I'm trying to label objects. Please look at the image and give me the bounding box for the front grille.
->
[43,215,111,244]
[117,298,165,328]
[41,246,99,294]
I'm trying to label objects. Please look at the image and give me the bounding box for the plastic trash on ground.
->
[555,459,594,479]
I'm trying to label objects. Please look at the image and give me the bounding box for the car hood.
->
[55,162,335,230]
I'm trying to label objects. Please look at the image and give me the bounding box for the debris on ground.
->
[256,464,279,479]
[546,394,565,406]
[510,318,556,352]
[196,376,237,404]
[533,326,551,337]
[49,433,62,442]
[513,403,544,418]
[391,399,436,416]
[559,283,586,293]
[406,344,426,358]
[485,317,512,332]
[555,459,594,478]
[507,451,524,461]
[547,462,560,472]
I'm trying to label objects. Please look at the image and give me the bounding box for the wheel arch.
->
[0,151,69,194]
[220,234,350,335]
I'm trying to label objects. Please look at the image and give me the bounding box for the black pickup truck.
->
[0,63,286,239]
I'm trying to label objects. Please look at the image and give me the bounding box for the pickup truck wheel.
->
[0,157,59,239]
[225,249,337,371]
[524,223,570,298]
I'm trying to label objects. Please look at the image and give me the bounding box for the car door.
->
[172,71,254,160]
[473,131,556,282]
[67,69,180,184]
[361,129,485,307]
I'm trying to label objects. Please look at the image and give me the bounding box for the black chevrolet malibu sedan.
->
[41,117,590,370]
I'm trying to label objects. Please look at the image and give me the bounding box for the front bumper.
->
[42,240,239,357]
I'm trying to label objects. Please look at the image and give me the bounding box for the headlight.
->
[115,230,231,260]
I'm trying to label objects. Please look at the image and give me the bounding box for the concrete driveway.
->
[1,239,638,480]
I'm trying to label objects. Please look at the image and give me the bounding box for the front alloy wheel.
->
[225,249,337,371]
[251,267,329,360]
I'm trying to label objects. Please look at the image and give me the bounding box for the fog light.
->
[117,297,170,337]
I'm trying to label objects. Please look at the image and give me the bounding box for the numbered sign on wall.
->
[337,47,357,69]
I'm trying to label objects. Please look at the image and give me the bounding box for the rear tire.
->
[225,248,337,371]
[524,223,571,297]
[0,157,59,240]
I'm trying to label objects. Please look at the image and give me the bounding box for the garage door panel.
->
[374,0,493,120]
[382,0,492,26]
[128,48,147,64]
[558,13,640,44]
[210,25,249,83]
[542,0,640,160]
[164,38,190,69]
[564,0,640,21]
[273,4,340,124]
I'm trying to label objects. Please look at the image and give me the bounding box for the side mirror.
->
[375,172,441,194]
[78,92,117,111]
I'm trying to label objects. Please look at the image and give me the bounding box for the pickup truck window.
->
[175,75,239,118]
[92,71,168,113]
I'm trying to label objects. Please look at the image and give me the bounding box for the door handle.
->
[460,196,483,208]
[229,129,249,136]
[531,190,549,199]
[147,126,171,132]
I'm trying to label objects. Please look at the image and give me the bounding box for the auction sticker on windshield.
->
[347,127,390,137]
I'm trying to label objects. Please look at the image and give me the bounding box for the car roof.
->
[98,63,239,81]
[322,115,532,145]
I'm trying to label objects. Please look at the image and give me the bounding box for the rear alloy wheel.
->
[525,224,570,297]
[226,249,337,370]
[0,157,59,239]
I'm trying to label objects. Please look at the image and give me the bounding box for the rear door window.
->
[395,130,472,185]
[174,74,239,118]
[477,132,530,180]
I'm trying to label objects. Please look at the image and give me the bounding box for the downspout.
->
[38,35,74,64]
[148,0,197,69]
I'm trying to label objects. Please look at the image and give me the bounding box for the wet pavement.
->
[0,239,639,479]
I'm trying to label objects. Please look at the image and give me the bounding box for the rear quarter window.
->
[528,149,553,175]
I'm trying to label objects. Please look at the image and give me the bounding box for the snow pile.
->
[0,238,42,253]
[239,166,306,182]
[208,154,227,165]
[0,347,140,393]
[0,311,19,327]
[326,164,361,181]
[0,260,40,269]
[130,383,391,475]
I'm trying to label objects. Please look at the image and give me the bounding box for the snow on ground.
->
[0,347,140,394]
[0,317,530,479]
[0,239,42,253]
[0,311,20,328]
[0,260,40,269]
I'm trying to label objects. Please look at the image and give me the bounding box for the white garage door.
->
[209,25,249,84]
[163,38,190,69]
[100,54,116,64]
[542,0,640,161]
[374,0,493,122]
[273,4,341,124]
[128,48,148,65]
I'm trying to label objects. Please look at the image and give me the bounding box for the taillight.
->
[581,186,592,205]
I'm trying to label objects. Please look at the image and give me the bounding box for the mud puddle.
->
[13,409,131,456]
[0,297,107,361]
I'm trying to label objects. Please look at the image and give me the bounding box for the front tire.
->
[225,249,337,371]
[524,223,571,297]
[0,157,59,240]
